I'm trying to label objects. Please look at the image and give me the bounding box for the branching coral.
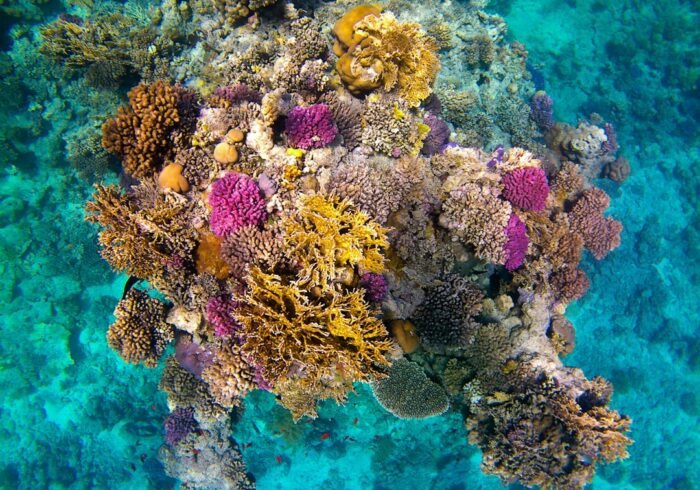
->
[107,289,174,367]
[333,8,440,106]
[569,188,622,260]
[201,340,258,407]
[102,81,187,178]
[371,358,449,419]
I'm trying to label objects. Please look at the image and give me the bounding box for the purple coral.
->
[421,113,450,156]
[503,214,528,271]
[285,104,337,150]
[530,91,554,130]
[209,172,267,237]
[206,295,243,338]
[487,145,505,168]
[213,83,262,104]
[175,339,214,378]
[502,167,549,211]
[164,407,197,445]
[359,272,389,303]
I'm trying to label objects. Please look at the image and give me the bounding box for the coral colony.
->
[74,2,632,488]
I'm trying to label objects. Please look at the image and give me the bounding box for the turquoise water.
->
[0,0,697,489]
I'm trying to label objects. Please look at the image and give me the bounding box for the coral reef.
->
[79,3,632,488]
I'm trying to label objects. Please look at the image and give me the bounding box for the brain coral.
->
[334,9,440,106]
[107,289,174,367]
[371,358,449,419]
[209,172,268,238]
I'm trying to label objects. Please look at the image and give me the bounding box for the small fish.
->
[150,404,156,411]
[130,463,136,472]
[276,455,282,464]
[353,417,358,426]
[343,435,350,441]
[122,276,142,300]
[140,454,147,463]
[320,432,331,440]
[192,449,200,455]
[245,442,253,448]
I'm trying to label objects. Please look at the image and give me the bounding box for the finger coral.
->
[102,81,187,178]
[107,289,174,368]
[334,9,440,106]
[371,358,449,419]
[201,340,258,407]
[569,188,623,260]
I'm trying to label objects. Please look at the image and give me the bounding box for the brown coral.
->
[107,289,173,367]
[102,81,185,178]
[220,223,287,278]
[569,188,622,260]
[201,340,258,408]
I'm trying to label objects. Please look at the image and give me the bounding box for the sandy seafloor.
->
[0,0,698,488]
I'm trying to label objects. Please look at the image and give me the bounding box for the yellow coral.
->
[284,195,389,290]
[334,11,440,106]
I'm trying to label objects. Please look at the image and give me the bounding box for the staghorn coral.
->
[209,172,268,238]
[371,358,449,419]
[334,9,440,106]
[102,82,186,178]
[107,289,174,368]
[569,188,622,260]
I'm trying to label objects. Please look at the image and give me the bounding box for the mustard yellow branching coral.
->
[234,195,392,419]
[333,6,440,106]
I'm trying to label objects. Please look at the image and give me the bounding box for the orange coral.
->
[159,163,190,193]
[195,232,231,280]
[333,10,440,106]
[102,81,183,178]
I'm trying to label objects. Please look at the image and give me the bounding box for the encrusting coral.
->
[83,4,632,488]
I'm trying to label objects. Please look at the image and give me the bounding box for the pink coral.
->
[285,104,338,150]
[502,167,549,211]
[503,214,528,271]
[569,188,622,260]
[209,172,267,238]
[206,295,243,338]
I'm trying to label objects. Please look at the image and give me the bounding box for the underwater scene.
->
[0,0,698,488]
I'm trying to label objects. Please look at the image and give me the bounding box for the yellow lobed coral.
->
[334,10,440,107]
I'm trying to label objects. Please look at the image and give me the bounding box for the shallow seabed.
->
[0,0,698,489]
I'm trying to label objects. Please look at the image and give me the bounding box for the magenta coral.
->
[502,167,549,211]
[285,104,338,150]
[503,214,528,271]
[209,172,267,238]
[206,295,243,338]
[569,188,622,260]
[359,272,389,303]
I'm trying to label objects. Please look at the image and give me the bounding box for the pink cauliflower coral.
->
[569,188,622,260]
[503,214,528,271]
[209,172,267,237]
[502,167,549,211]
[285,104,338,150]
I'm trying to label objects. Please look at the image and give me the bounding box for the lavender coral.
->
[359,272,389,303]
[164,407,197,445]
[501,167,549,212]
[530,90,554,130]
[209,172,267,237]
[285,104,337,150]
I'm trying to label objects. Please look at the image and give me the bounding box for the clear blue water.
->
[0,0,697,488]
